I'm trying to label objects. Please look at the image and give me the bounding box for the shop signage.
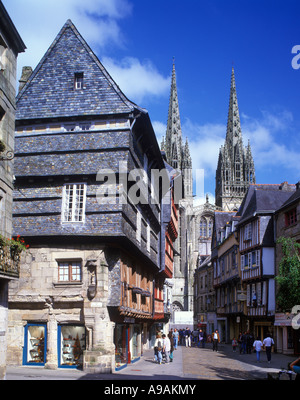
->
[124,317,135,324]
[237,290,247,301]
[274,313,294,326]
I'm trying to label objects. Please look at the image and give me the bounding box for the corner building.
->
[7,20,168,372]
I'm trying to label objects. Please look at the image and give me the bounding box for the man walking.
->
[184,327,192,347]
[162,334,171,364]
[212,329,220,352]
[263,333,274,363]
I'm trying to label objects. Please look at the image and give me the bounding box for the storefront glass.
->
[23,324,46,365]
[115,324,128,370]
[131,325,141,362]
[58,325,86,368]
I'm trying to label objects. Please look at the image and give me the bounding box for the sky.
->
[3,0,300,204]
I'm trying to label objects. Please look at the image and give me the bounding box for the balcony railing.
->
[241,266,260,281]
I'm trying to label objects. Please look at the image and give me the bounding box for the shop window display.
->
[23,324,46,365]
[131,325,141,362]
[115,324,128,370]
[58,325,86,368]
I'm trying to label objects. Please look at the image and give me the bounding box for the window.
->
[62,184,86,222]
[200,217,207,237]
[136,208,141,243]
[244,223,252,241]
[285,208,297,227]
[146,221,150,253]
[58,261,81,282]
[0,36,7,71]
[74,72,84,89]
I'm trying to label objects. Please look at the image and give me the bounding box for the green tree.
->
[276,237,300,312]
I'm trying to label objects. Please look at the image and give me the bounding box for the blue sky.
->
[3,0,300,203]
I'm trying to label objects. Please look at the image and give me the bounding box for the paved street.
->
[5,343,296,381]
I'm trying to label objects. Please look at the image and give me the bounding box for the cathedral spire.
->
[215,67,255,211]
[226,67,243,159]
[164,60,183,169]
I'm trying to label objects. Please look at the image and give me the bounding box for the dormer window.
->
[74,72,83,90]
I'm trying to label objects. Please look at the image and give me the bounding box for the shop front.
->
[58,325,86,368]
[114,320,142,371]
[275,313,300,355]
[23,323,47,366]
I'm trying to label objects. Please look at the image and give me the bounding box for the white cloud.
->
[4,0,170,103]
[152,121,167,146]
[3,0,132,79]
[102,57,171,103]
[241,110,300,175]
[182,119,225,177]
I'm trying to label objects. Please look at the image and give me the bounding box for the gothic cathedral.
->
[161,64,255,324]
[215,67,255,211]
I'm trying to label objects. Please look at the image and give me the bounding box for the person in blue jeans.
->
[154,335,163,364]
[173,329,179,350]
[253,337,263,362]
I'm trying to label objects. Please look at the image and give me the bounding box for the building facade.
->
[0,1,25,380]
[274,183,300,355]
[7,20,174,373]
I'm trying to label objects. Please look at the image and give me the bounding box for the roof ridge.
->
[17,19,145,116]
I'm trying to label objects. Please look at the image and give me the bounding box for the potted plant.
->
[9,235,29,260]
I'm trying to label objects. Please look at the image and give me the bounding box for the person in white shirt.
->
[162,334,171,363]
[263,333,274,363]
[253,337,263,362]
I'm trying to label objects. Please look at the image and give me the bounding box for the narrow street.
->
[6,343,295,381]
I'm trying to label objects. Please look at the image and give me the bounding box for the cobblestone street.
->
[6,343,296,381]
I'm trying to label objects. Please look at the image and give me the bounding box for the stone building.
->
[274,182,300,355]
[215,67,255,212]
[7,20,172,372]
[0,1,25,380]
[161,62,194,324]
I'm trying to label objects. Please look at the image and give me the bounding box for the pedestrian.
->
[154,334,163,364]
[168,331,174,362]
[184,327,192,347]
[162,334,171,363]
[240,331,247,354]
[212,329,220,352]
[232,337,238,352]
[173,328,179,350]
[198,329,205,348]
[238,332,243,354]
[252,336,263,362]
[179,329,184,345]
[263,332,274,363]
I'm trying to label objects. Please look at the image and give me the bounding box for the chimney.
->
[18,66,33,92]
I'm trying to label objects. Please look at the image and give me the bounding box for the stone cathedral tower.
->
[161,61,194,317]
[215,67,255,211]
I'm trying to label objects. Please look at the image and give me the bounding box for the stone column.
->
[45,300,57,369]
[83,258,115,373]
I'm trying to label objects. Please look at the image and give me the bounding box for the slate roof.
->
[237,188,293,225]
[276,187,300,213]
[16,20,144,121]
[213,211,236,243]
